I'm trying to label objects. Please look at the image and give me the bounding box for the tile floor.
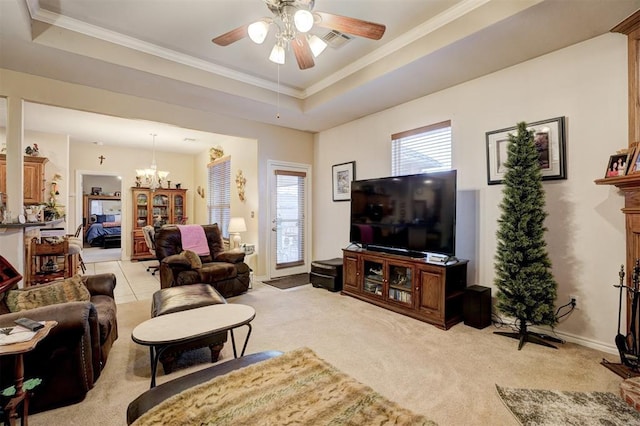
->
[84,259,160,304]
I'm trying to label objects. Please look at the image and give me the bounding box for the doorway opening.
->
[76,171,124,263]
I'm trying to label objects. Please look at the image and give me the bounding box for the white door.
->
[267,161,311,279]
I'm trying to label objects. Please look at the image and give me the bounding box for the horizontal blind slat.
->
[392,123,451,176]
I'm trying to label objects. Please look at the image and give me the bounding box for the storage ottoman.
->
[151,284,228,373]
[310,258,343,292]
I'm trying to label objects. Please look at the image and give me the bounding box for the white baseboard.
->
[528,325,618,356]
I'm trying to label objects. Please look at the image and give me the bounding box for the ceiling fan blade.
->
[212,24,249,46]
[314,11,386,40]
[292,35,315,70]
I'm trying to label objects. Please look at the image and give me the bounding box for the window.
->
[208,157,231,238]
[391,120,452,176]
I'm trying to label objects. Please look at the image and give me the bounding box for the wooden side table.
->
[1,321,57,426]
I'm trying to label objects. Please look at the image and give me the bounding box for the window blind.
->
[391,120,452,176]
[274,170,306,269]
[207,157,231,238]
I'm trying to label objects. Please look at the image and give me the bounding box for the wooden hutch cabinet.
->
[0,154,48,205]
[131,187,187,260]
[342,249,468,329]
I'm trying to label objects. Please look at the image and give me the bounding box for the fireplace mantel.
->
[595,175,640,191]
[595,10,640,346]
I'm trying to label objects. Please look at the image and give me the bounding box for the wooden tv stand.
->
[342,248,468,330]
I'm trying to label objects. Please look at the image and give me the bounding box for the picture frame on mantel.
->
[486,116,566,185]
[604,153,631,178]
[332,161,356,202]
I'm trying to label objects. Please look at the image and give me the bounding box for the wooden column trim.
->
[612,10,640,145]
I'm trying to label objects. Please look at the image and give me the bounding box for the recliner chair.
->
[0,272,118,413]
[154,224,250,297]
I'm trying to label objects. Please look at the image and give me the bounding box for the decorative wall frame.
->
[235,170,247,202]
[486,116,566,185]
[332,161,356,202]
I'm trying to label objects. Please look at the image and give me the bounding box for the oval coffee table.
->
[132,303,255,388]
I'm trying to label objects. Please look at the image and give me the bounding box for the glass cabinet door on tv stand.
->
[361,255,415,307]
[363,258,384,297]
[387,263,413,306]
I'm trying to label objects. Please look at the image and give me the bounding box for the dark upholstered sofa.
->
[0,273,118,413]
[155,224,250,298]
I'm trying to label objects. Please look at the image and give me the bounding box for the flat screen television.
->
[349,170,457,257]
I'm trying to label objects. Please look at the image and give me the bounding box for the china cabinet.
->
[131,188,187,260]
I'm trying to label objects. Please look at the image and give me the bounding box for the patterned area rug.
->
[496,385,640,425]
[133,347,435,425]
[262,273,310,290]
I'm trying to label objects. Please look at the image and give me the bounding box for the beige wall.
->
[313,33,628,352]
[193,138,259,257]
[0,68,313,277]
[69,142,196,258]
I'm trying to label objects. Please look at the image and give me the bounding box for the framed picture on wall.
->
[486,116,566,185]
[332,161,356,202]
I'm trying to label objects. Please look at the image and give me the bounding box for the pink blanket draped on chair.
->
[177,225,210,256]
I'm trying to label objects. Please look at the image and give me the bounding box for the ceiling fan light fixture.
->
[269,43,286,64]
[248,20,270,44]
[308,34,327,57]
[294,9,314,33]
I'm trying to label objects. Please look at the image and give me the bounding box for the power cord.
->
[555,299,576,321]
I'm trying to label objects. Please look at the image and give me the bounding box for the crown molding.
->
[303,0,491,97]
[24,0,303,99]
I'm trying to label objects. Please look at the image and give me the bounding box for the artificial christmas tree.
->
[494,122,561,350]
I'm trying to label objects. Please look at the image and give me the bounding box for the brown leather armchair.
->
[0,273,118,413]
[155,224,251,298]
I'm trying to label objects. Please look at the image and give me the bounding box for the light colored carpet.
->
[133,347,435,425]
[29,282,628,425]
[496,385,640,425]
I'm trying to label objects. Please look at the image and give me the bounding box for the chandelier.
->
[136,133,169,191]
[247,4,327,65]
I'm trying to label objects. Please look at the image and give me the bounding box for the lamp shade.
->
[248,20,269,44]
[228,217,247,233]
[294,9,314,33]
[269,43,285,64]
[308,35,327,57]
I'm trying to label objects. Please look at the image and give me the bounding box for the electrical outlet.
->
[570,295,578,308]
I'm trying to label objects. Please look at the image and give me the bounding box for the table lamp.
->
[228,217,247,250]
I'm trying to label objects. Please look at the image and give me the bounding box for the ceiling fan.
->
[212,0,386,70]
